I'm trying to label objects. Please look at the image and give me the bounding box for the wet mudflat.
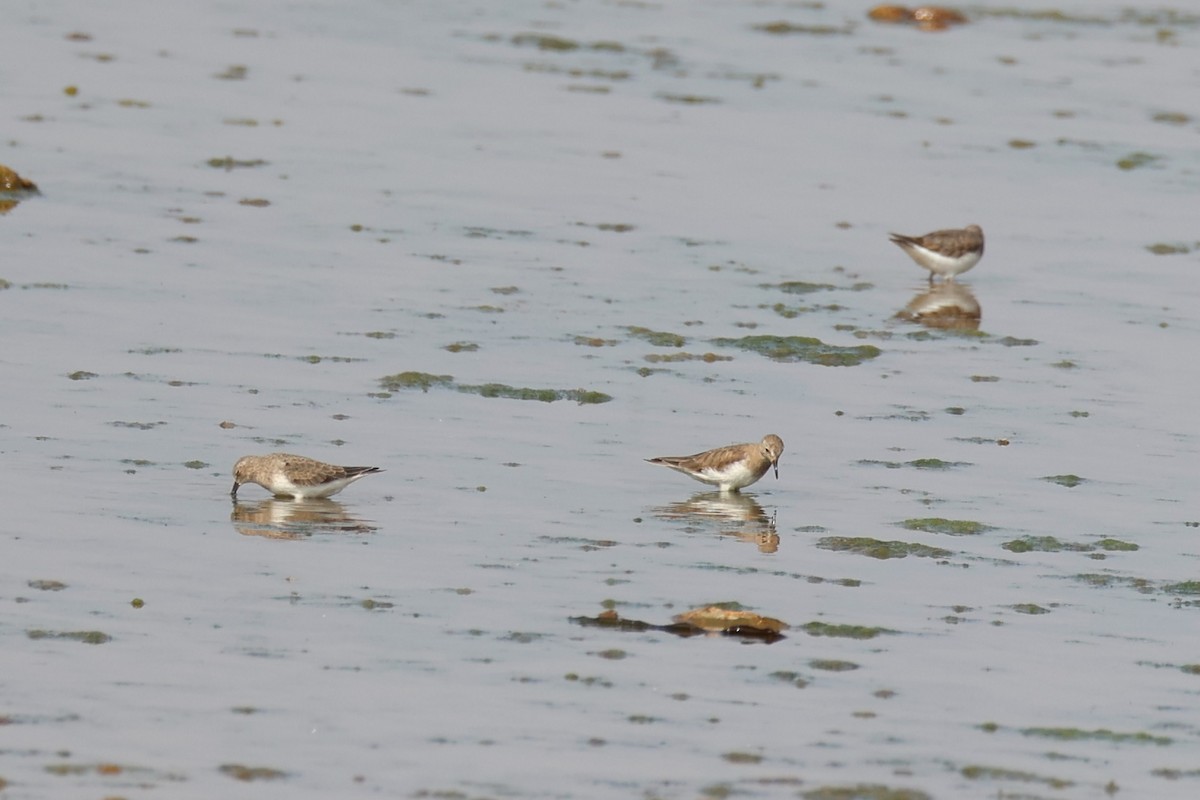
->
[2,1,1199,798]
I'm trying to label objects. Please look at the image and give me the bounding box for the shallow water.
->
[2,1,1199,798]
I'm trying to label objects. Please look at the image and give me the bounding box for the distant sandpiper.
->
[231,453,382,499]
[646,435,784,493]
[889,224,984,282]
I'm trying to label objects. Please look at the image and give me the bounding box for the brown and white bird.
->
[646,435,784,493]
[231,453,382,499]
[889,224,984,282]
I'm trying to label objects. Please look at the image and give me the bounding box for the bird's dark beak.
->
[772,461,779,479]
[230,481,240,498]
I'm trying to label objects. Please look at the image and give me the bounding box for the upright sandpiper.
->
[646,435,784,493]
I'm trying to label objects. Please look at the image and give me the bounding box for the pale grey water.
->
[2,1,1199,798]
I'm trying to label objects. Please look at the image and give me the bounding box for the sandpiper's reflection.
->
[896,281,981,331]
[651,492,779,553]
[230,498,378,539]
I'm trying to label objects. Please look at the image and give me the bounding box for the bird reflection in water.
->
[651,491,779,553]
[230,498,378,539]
[896,280,981,331]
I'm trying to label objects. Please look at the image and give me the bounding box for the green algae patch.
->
[961,765,1072,789]
[809,659,858,672]
[573,335,618,347]
[67,370,98,380]
[297,354,363,364]
[771,303,811,319]
[657,93,720,105]
[1003,536,1089,553]
[574,221,636,232]
[627,326,686,347]
[468,383,558,402]
[901,518,993,536]
[643,352,731,363]
[770,670,810,689]
[1117,151,1160,170]
[770,280,839,294]
[44,762,170,781]
[1152,111,1191,125]
[772,301,853,318]
[1163,581,1200,595]
[27,629,111,645]
[856,458,970,470]
[801,622,894,639]
[1097,538,1138,551]
[1021,727,1171,745]
[443,341,479,353]
[379,371,454,392]
[511,32,580,51]
[1011,603,1050,615]
[379,372,611,404]
[461,383,611,404]
[1004,535,1136,554]
[219,764,288,781]
[1072,573,1155,593]
[1146,242,1192,255]
[1042,474,1085,488]
[130,346,182,355]
[463,383,610,404]
[711,335,881,366]
[1153,767,1200,779]
[722,751,763,764]
[859,460,969,472]
[28,579,67,591]
[1004,537,1051,555]
[977,8,1108,23]
[207,156,267,170]
[817,537,952,560]
[801,785,931,800]
[907,458,966,470]
[754,21,852,36]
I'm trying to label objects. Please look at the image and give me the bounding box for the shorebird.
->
[231,453,382,499]
[646,435,784,493]
[889,224,984,282]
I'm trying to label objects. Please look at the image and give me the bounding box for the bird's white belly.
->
[699,461,757,490]
[923,248,980,275]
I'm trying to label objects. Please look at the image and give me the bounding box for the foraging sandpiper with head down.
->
[646,435,784,493]
[231,453,383,499]
[889,224,984,282]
